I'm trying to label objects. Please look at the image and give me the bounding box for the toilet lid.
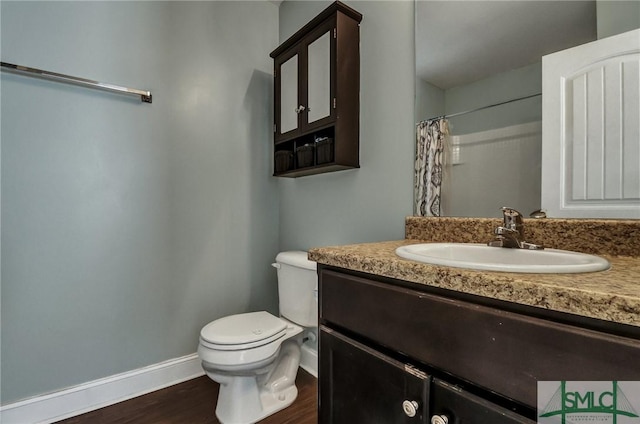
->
[275,251,316,270]
[200,311,287,346]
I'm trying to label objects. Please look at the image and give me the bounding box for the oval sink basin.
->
[395,243,610,273]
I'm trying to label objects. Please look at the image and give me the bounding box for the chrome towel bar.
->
[1,61,152,103]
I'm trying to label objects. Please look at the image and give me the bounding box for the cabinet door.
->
[431,379,536,424]
[305,26,333,127]
[320,327,430,424]
[276,50,300,137]
[274,20,335,142]
[299,18,336,135]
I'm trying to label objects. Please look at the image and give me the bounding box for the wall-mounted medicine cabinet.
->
[270,1,362,177]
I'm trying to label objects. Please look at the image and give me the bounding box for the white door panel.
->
[542,29,640,218]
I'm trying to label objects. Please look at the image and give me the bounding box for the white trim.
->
[0,353,205,424]
[299,343,318,378]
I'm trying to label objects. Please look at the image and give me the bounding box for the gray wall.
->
[1,1,279,404]
[2,0,417,406]
[416,62,542,132]
[277,1,415,250]
[415,78,444,126]
[597,0,640,39]
[444,62,542,134]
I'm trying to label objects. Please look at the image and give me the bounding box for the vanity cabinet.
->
[318,266,640,423]
[270,1,361,177]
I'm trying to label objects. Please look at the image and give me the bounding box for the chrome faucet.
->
[487,207,544,250]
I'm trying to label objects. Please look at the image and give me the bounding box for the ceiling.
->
[416,1,598,89]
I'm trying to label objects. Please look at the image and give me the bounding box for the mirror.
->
[415,0,639,217]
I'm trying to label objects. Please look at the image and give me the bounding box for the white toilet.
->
[197,251,318,424]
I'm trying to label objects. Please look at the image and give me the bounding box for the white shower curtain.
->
[414,118,450,216]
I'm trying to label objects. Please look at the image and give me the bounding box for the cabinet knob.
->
[295,105,306,113]
[430,415,449,424]
[402,400,420,418]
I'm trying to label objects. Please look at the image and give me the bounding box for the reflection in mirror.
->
[307,31,331,124]
[415,0,639,218]
[280,55,299,134]
[445,96,542,218]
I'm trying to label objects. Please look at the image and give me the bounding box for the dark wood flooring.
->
[56,370,317,424]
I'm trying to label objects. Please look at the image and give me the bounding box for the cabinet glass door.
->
[307,30,331,125]
[279,54,299,134]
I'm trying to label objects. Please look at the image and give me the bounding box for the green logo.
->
[539,381,639,424]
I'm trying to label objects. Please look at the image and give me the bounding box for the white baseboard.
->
[0,353,205,424]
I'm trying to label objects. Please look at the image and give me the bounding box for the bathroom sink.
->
[395,243,610,273]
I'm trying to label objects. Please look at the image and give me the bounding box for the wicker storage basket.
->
[296,144,315,168]
[275,150,293,173]
[316,138,334,164]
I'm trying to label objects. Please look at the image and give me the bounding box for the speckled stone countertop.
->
[308,217,640,328]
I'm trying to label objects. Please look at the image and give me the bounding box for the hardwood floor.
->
[56,370,317,424]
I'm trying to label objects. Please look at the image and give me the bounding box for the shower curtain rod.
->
[421,93,541,124]
[1,61,152,103]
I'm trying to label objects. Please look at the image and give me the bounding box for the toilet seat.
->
[200,330,287,351]
[200,311,288,350]
[198,311,303,369]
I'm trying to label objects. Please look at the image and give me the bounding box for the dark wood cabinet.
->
[320,328,430,424]
[429,379,534,424]
[318,266,640,423]
[320,327,535,424]
[270,1,361,177]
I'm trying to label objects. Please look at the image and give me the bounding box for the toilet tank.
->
[273,251,318,327]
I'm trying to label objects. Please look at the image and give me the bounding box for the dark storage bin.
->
[316,137,334,164]
[275,150,293,173]
[296,144,315,168]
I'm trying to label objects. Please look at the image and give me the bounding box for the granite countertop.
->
[308,217,640,328]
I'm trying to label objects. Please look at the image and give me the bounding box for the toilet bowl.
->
[198,251,317,424]
[198,311,304,423]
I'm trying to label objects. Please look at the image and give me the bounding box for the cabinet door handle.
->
[430,415,449,424]
[402,400,420,417]
[295,105,306,113]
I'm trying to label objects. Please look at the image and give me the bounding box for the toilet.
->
[197,251,317,424]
